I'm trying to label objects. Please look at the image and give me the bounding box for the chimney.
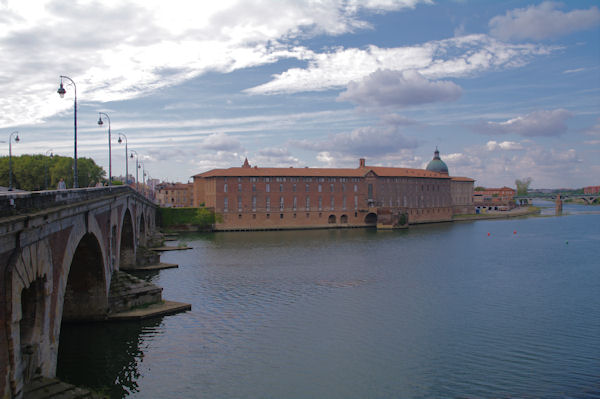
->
[359,158,366,167]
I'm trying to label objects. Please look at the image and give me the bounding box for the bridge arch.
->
[119,208,136,268]
[62,232,108,322]
[6,240,54,396]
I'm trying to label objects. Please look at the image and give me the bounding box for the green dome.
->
[426,148,449,174]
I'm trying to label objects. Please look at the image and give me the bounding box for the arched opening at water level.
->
[62,233,107,321]
[120,209,135,268]
[364,212,377,225]
[340,214,348,224]
[328,215,336,224]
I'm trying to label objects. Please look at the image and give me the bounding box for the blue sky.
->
[1,0,599,188]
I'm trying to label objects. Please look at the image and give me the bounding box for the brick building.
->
[156,182,194,207]
[473,186,516,210]
[583,185,600,194]
[192,150,474,231]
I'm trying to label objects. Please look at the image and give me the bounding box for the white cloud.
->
[0,0,432,128]
[338,69,461,108]
[254,147,301,167]
[486,140,524,151]
[246,34,556,95]
[489,2,600,41]
[475,109,573,137]
[584,118,600,137]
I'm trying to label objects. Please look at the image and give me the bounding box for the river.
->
[57,202,600,398]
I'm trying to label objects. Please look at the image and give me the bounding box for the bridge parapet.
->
[0,186,154,218]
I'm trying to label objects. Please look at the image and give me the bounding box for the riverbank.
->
[453,206,541,221]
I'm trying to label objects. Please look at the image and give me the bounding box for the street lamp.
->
[57,76,78,188]
[130,150,139,190]
[118,133,128,185]
[8,131,19,191]
[45,149,53,190]
[97,112,112,186]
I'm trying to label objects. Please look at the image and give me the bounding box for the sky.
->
[1,0,599,189]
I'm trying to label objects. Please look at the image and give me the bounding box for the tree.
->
[474,186,486,191]
[0,154,105,191]
[515,177,532,196]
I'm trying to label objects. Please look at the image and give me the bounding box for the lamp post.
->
[97,112,112,186]
[8,131,20,191]
[57,76,78,188]
[130,150,139,190]
[118,133,128,185]
[45,149,53,190]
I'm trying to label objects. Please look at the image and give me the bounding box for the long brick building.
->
[192,150,474,230]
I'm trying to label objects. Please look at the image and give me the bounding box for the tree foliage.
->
[474,186,486,191]
[159,207,220,230]
[0,155,105,190]
[515,177,533,196]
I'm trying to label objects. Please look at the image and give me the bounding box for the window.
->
[279,196,284,211]
[280,213,284,219]
[354,196,358,210]
[224,197,228,212]
[330,184,334,192]
[330,196,334,210]
[318,196,322,211]
[354,184,358,192]
[224,183,228,193]
[293,196,297,211]
[264,177,271,182]
[328,177,336,182]
[238,183,242,192]
[342,183,345,192]
[252,184,256,192]
[304,177,312,182]
[293,184,296,192]
[306,197,310,211]
[238,177,241,182]
[250,177,258,182]
[279,184,283,192]
[266,183,270,192]
[266,197,270,211]
[305,184,310,192]
[252,196,256,211]
[238,196,242,212]
[318,184,322,192]
[318,177,325,182]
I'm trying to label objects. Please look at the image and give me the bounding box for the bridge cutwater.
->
[0,186,187,398]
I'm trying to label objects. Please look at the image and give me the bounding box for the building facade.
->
[156,182,194,207]
[193,151,474,231]
[583,185,600,195]
[473,186,516,210]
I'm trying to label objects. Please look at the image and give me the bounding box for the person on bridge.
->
[57,178,66,190]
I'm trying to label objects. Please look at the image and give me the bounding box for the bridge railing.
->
[0,186,154,218]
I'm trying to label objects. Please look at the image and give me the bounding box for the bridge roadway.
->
[0,186,158,398]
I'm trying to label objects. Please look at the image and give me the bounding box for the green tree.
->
[515,177,533,196]
[0,154,105,190]
[474,186,486,191]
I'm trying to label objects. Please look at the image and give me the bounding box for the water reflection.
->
[57,318,163,398]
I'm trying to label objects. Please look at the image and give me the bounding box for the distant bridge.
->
[514,193,600,205]
[0,186,157,398]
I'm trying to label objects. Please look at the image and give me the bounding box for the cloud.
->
[486,140,524,151]
[474,109,573,137]
[0,0,432,127]
[246,34,556,94]
[584,118,600,137]
[338,69,461,108]
[254,147,301,167]
[489,2,600,41]
[200,132,243,151]
[292,124,417,158]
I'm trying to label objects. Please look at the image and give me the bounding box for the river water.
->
[57,203,600,398]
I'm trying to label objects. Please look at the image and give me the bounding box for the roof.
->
[451,176,475,182]
[193,165,452,179]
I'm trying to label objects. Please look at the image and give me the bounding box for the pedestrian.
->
[57,178,66,190]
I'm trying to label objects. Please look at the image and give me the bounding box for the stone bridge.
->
[0,186,158,398]
[515,194,600,205]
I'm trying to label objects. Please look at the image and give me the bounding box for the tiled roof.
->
[451,176,475,182]
[194,165,452,179]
